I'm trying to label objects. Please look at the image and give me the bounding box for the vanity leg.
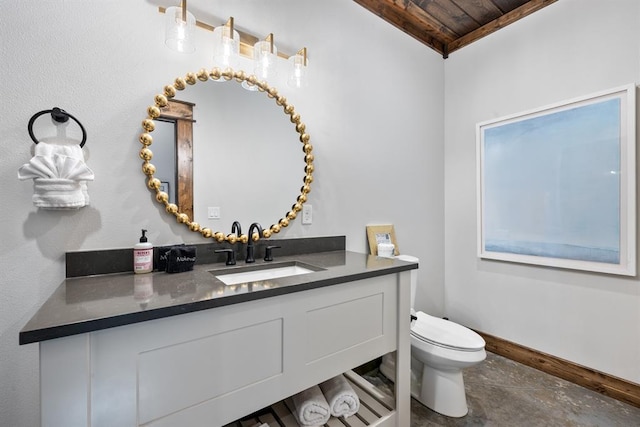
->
[395,271,411,426]
[40,333,90,427]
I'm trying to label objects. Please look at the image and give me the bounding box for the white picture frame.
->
[477,84,636,276]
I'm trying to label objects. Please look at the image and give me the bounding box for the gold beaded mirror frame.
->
[139,67,314,244]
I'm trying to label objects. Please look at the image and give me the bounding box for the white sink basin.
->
[211,262,323,286]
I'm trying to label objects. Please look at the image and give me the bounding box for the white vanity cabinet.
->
[39,271,411,427]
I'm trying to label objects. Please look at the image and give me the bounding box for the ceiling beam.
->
[354,0,558,59]
[446,0,558,54]
[353,0,448,55]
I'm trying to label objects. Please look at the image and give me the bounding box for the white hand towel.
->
[319,374,360,418]
[291,385,331,426]
[30,178,88,209]
[18,141,94,209]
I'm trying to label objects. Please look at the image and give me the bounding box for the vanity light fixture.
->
[242,34,278,91]
[212,17,240,69]
[158,7,310,87]
[253,34,278,81]
[164,0,196,53]
[288,47,309,88]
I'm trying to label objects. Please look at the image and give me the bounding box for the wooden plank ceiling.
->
[353,0,557,58]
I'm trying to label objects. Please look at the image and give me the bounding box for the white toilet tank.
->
[394,255,419,310]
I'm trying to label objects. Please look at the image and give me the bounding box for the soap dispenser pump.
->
[134,229,153,274]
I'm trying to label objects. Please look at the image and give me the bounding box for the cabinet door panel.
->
[138,318,283,424]
[305,292,384,362]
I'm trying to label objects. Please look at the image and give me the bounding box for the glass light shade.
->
[212,25,240,68]
[164,6,196,53]
[253,40,278,81]
[287,53,309,88]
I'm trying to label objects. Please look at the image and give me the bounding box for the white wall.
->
[444,0,640,383]
[0,1,444,425]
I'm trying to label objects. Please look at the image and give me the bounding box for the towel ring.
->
[28,107,87,148]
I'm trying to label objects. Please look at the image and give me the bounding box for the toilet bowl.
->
[380,255,486,418]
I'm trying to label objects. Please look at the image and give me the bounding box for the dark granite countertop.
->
[20,251,417,345]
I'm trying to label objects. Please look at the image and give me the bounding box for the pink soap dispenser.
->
[133,229,153,274]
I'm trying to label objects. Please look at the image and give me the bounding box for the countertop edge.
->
[20,259,417,345]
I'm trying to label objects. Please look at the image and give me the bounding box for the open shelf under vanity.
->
[226,371,395,427]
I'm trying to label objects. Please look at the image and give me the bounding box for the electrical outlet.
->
[207,207,221,219]
[302,204,312,225]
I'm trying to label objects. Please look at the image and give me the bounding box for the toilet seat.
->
[411,311,485,352]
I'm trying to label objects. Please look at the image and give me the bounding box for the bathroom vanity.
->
[21,250,416,427]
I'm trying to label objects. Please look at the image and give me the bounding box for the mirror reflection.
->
[140,69,314,243]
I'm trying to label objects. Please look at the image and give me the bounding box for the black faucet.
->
[246,222,263,263]
[231,221,242,236]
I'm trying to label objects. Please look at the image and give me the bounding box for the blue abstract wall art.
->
[477,85,636,275]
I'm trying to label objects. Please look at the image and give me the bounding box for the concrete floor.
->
[365,352,640,427]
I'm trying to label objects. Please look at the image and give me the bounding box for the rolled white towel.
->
[291,385,330,426]
[319,374,360,418]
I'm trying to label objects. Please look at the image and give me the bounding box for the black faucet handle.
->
[214,248,236,266]
[264,245,281,262]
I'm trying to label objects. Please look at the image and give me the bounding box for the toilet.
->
[379,255,486,418]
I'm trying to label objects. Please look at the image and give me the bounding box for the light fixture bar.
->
[225,17,234,39]
[158,7,292,60]
[265,33,274,54]
[297,47,308,66]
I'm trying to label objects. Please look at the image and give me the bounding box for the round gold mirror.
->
[139,67,314,244]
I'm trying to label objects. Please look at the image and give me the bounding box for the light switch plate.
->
[302,204,312,225]
[208,207,221,219]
